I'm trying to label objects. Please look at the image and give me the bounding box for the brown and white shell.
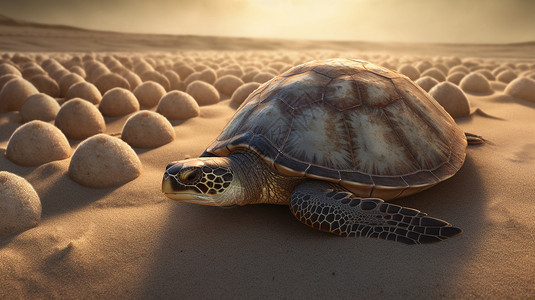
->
[204,59,467,200]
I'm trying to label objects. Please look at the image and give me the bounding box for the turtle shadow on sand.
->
[138,155,487,298]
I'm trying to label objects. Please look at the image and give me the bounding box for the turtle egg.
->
[6,120,71,166]
[429,82,471,118]
[0,77,39,112]
[65,81,102,105]
[121,110,175,148]
[133,81,166,108]
[99,87,139,117]
[0,171,41,235]
[156,90,200,120]
[185,80,220,106]
[459,72,492,93]
[69,134,142,188]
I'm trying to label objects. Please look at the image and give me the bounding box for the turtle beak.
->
[162,161,191,196]
[162,160,219,205]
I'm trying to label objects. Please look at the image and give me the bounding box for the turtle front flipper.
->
[289,181,461,245]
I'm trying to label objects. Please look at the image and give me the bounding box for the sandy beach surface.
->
[1,17,534,299]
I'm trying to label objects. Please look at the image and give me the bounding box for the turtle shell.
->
[204,59,467,200]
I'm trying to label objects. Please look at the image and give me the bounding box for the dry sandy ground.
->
[0,17,534,299]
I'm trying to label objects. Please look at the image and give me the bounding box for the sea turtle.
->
[162,58,482,245]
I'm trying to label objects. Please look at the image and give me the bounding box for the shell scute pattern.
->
[322,75,362,111]
[355,71,401,107]
[261,71,330,109]
[344,105,419,175]
[283,103,353,170]
[235,100,293,149]
[209,59,466,198]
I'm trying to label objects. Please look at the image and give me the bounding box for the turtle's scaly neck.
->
[228,151,303,205]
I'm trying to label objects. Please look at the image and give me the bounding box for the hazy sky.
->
[1,0,534,44]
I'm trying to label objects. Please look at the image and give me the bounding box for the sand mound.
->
[496,70,517,83]
[174,64,195,81]
[230,82,261,106]
[183,69,217,88]
[268,62,288,72]
[20,93,60,122]
[217,67,244,78]
[58,73,85,97]
[133,81,166,108]
[242,70,259,83]
[41,58,62,74]
[122,71,142,90]
[199,68,217,84]
[444,57,462,68]
[475,69,495,81]
[68,134,142,188]
[163,70,181,90]
[252,72,274,83]
[214,75,244,97]
[6,120,71,166]
[94,73,131,94]
[55,98,106,140]
[21,66,46,80]
[0,172,41,235]
[134,62,154,76]
[429,82,470,118]
[99,88,139,117]
[492,66,509,77]
[459,72,492,93]
[140,71,170,91]
[0,74,19,90]
[69,65,86,78]
[446,72,465,85]
[416,60,432,72]
[0,77,39,112]
[504,77,535,102]
[50,69,70,83]
[397,64,420,80]
[28,74,60,98]
[121,110,175,148]
[449,65,470,75]
[415,76,439,92]
[0,63,21,77]
[182,72,201,89]
[185,80,219,106]
[65,81,102,104]
[421,68,446,82]
[86,66,110,83]
[157,90,200,120]
[434,63,449,75]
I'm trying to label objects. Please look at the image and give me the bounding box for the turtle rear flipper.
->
[465,132,486,145]
[289,181,461,245]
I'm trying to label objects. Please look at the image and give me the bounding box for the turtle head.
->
[162,157,242,206]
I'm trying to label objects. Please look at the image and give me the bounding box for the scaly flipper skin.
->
[289,181,462,245]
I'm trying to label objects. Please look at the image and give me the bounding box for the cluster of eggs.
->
[0,51,301,235]
[1,50,535,235]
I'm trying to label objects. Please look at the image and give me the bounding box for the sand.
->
[0,17,534,299]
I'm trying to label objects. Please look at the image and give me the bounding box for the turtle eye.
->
[179,168,202,184]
